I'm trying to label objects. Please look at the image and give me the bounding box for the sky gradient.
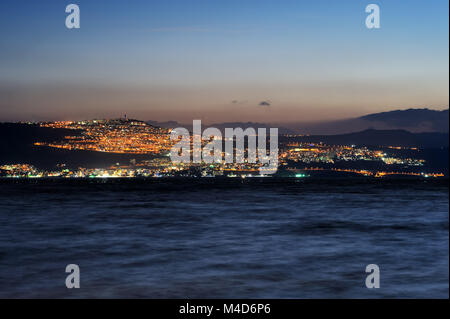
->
[0,0,448,123]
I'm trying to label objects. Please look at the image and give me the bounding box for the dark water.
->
[0,178,448,298]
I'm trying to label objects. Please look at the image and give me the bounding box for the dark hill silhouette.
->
[359,108,449,132]
[0,123,156,169]
[0,123,80,148]
[283,129,449,148]
[147,108,449,135]
[280,108,449,134]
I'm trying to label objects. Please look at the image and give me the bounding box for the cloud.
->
[258,101,271,107]
[231,100,248,105]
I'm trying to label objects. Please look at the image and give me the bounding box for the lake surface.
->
[0,178,448,298]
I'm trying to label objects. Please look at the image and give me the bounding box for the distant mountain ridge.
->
[279,108,449,134]
[147,108,449,135]
[359,108,449,132]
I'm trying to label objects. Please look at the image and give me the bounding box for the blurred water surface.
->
[0,178,448,298]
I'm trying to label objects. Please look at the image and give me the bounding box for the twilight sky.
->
[0,0,448,123]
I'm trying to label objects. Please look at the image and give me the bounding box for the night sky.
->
[0,0,448,123]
